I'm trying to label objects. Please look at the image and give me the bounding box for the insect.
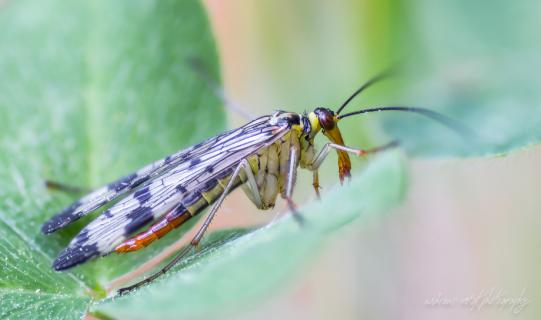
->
[42,72,466,295]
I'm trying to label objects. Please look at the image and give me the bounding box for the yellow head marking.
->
[308,112,321,133]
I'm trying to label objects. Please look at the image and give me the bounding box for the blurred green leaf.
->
[0,0,222,318]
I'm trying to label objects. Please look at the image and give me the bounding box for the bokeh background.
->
[203,1,541,319]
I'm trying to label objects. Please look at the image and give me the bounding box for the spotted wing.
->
[50,116,289,270]
[42,116,272,234]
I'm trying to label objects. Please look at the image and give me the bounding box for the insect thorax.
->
[245,125,316,209]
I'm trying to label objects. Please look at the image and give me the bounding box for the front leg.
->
[306,140,399,195]
[45,180,89,195]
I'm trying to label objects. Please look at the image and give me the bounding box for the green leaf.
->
[94,151,406,319]
[0,0,222,318]
[0,218,90,319]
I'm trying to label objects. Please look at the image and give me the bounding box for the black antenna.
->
[336,68,396,115]
[337,106,474,139]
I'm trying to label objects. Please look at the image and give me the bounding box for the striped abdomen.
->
[115,167,246,253]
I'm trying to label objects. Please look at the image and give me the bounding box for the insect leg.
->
[312,171,321,199]
[117,160,246,295]
[283,146,304,225]
[240,159,264,209]
[308,140,399,171]
[306,140,399,197]
[45,180,89,195]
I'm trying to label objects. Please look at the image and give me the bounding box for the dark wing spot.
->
[176,184,187,193]
[126,206,152,220]
[180,152,190,160]
[189,158,202,167]
[193,141,204,149]
[205,165,214,173]
[125,206,154,234]
[200,179,218,193]
[134,187,152,204]
[182,191,201,207]
[108,173,138,192]
[130,175,150,190]
[73,229,90,244]
[41,200,82,234]
[53,243,100,271]
[166,204,188,221]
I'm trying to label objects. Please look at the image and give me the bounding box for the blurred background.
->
[203,1,541,319]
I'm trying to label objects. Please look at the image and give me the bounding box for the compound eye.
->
[315,108,335,131]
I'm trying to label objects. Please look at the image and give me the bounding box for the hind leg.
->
[45,180,89,195]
